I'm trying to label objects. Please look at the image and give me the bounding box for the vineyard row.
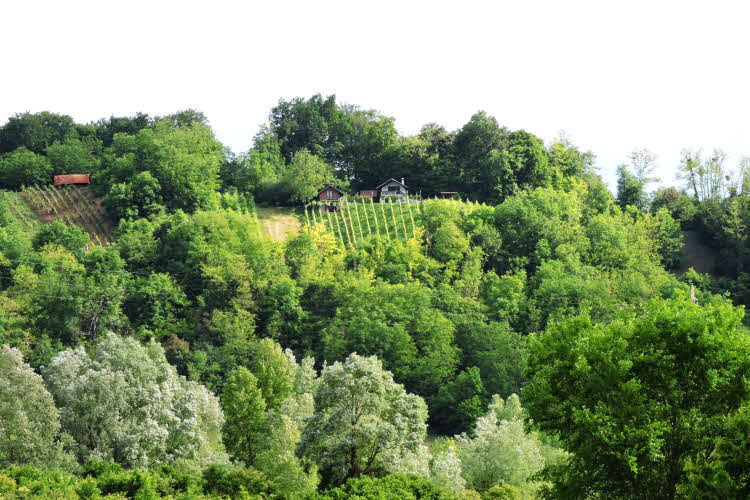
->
[305,198,422,247]
[22,185,113,247]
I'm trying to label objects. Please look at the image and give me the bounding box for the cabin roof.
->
[317,185,345,195]
[375,178,408,189]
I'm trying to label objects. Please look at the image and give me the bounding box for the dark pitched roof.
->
[317,185,345,195]
[375,178,408,189]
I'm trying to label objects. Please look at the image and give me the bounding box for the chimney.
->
[401,177,405,185]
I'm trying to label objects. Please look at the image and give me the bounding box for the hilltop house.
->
[376,178,408,199]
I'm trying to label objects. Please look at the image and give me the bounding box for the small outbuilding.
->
[359,189,379,199]
[54,174,91,186]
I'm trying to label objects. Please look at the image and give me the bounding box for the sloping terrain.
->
[20,185,115,246]
[1,191,40,231]
[255,206,303,241]
[307,199,423,247]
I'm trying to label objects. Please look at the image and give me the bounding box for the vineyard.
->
[1,191,40,230]
[21,185,114,246]
[305,197,423,247]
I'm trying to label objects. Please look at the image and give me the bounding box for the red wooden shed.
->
[54,174,91,186]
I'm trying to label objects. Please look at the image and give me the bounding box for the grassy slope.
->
[255,206,303,242]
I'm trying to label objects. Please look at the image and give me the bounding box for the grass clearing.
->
[255,206,303,241]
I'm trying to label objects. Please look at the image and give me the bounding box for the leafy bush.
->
[309,473,462,500]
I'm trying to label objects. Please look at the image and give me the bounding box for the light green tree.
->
[221,366,267,466]
[251,338,295,409]
[279,149,341,204]
[222,342,319,498]
[299,353,428,487]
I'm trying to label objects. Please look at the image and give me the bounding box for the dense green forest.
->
[1,97,749,499]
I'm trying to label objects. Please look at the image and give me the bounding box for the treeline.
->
[2,99,750,498]
[0,96,590,213]
[224,95,594,205]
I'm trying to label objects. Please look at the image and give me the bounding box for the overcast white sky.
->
[1,0,748,190]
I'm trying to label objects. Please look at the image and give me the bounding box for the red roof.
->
[54,174,91,185]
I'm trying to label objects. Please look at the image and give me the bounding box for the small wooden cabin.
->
[315,185,345,212]
[317,185,344,202]
[375,178,408,198]
[54,174,91,186]
[359,189,378,199]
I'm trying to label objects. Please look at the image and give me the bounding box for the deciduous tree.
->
[299,353,428,487]
[523,295,750,498]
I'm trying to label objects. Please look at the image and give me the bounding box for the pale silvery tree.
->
[0,345,72,468]
[43,333,227,468]
[456,394,544,494]
[429,444,466,493]
[298,353,428,488]
[390,442,466,494]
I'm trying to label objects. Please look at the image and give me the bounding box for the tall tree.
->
[629,148,659,186]
[221,366,267,465]
[523,295,750,499]
[270,94,339,162]
[453,111,510,199]
[616,164,646,210]
[679,148,728,201]
[298,353,428,487]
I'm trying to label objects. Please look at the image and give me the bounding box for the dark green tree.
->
[453,111,510,199]
[0,147,52,188]
[0,112,74,154]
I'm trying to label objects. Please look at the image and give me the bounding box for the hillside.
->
[1,191,39,231]
[19,185,114,246]
[255,206,302,241]
[2,105,750,499]
[306,198,424,247]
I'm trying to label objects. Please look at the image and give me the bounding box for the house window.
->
[326,189,334,200]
